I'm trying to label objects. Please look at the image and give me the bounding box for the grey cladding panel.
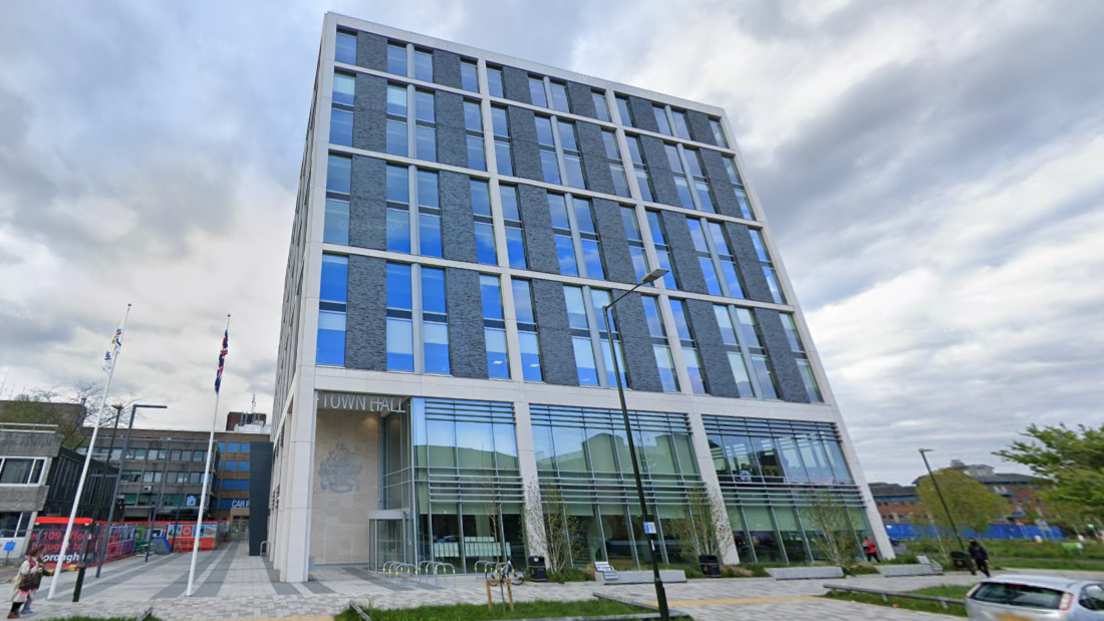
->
[446,268,488,379]
[615,293,663,392]
[723,221,772,303]
[753,308,810,404]
[435,91,467,168]
[345,255,387,372]
[353,74,387,153]
[700,149,740,219]
[640,136,681,208]
[507,106,539,144]
[518,184,559,274]
[566,82,596,118]
[356,32,388,71]
[660,209,708,294]
[349,156,386,251]
[628,96,659,132]
[686,299,739,398]
[502,66,532,104]
[530,279,578,386]
[432,50,462,89]
[439,171,478,264]
[686,110,716,146]
[576,122,614,196]
[592,199,635,285]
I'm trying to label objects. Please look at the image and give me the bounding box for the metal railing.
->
[822,583,967,610]
[0,422,58,433]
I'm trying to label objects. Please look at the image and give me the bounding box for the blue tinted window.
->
[419,213,442,257]
[550,82,569,112]
[548,194,570,229]
[332,73,355,107]
[327,155,351,194]
[505,228,527,269]
[415,91,434,123]
[564,286,588,329]
[491,107,509,137]
[480,275,504,320]
[687,218,708,252]
[218,442,226,452]
[467,135,486,171]
[471,180,491,217]
[700,257,722,295]
[519,332,542,382]
[418,170,438,208]
[642,296,665,337]
[416,125,436,162]
[573,337,599,386]
[329,108,352,146]
[421,268,446,315]
[464,100,482,131]
[512,280,535,324]
[316,311,346,366]
[555,235,578,276]
[593,91,610,121]
[228,443,240,453]
[423,322,450,375]
[535,117,555,146]
[573,198,595,234]
[324,199,349,245]
[386,165,409,204]
[335,32,356,65]
[669,299,692,341]
[616,96,633,127]
[387,209,410,253]
[386,263,412,310]
[461,60,479,92]
[240,443,250,454]
[387,318,414,371]
[238,460,250,472]
[487,67,504,98]
[237,479,250,491]
[475,222,497,265]
[486,329,509,379]
[386,85,407,116]
[387,120,407,156]
[581,239,604,280]
[387,43,407,76]
[495,142,513,176]
[499,185,520,220]
[529,77,547,107]
[320,255,348,303]
[225,460,237,471]
[414,50,432,82]
[540,150,561,184]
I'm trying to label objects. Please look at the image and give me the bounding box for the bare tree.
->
[665,485,729,562]
[799,489,860,566]
[0,383,141,449]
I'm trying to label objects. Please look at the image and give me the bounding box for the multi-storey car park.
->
[268,12,891,582]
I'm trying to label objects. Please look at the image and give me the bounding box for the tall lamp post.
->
[603,268,670,621]
[918,448,975,575]
[95,404,167,577]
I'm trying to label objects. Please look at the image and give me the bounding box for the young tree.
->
[916,469,1009,533]
[523,482,575,573]
[995,423,1104,521]
[664,486,729,562]
[0,384,141,450]
[799,490,860,566]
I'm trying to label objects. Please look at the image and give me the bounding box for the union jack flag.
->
[215,329,228,393]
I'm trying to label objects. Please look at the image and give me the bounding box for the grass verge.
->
[823,585,970,618]
[998,557,1104,571]
[338,599,657,621]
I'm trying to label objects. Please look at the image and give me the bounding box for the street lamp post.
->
[146,439,174,562]
[918,448,975,575]
[95,404,167,577]
[603,268,670,621]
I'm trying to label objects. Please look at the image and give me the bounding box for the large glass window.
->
[386,263,414,371]
[654,105,672,136]
[535,116,560,185]
[666,144,695,209]
[781,314,823,402]
[688,216,744,299]
[0,459,45,485]
[559,121,586,189]
[414,49,433,82]
[335,31,356,65]
[528,76,548,108]
[668,299,706,393]
[671,109,691,140]
[591,289,626,388]
[500,185,527,269]
[621,207,650,282]
[415,90,436,162]
[592,90,610,122]
[327,154,351,195]
[642,296,679,392]
[481,275,509,379]
[491,106,512,176]
[735,307,778,399]
[684,149,715,212]
[713,305,754,397]
[687,218,721,296]
[324,198,349,245]
[603,130,630,197]
[626,136,653,202]
[330,72,355,147]
[750,229,785,304]
[564,285,599,386]
[386,42,407,76]
[460,59,479,92]
[386,165,411,253]
[645,211,678,289]
[550,81,570,112]
[487,65,504,98]
[512,280,542,381]
[574,198,604,279]
[723,158,754,220]
[710,118,728,147]
[471,179,497,265]
[418,170,442,257]
[422,267,450,375]
[548,193,578,276]
[332,72,355,107]
[709,222,744,298]
[463,100,486,171]
[386,84,408,156]
[317,254,348,366]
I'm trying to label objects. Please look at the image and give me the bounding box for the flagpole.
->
[187,315,229,597]
[47,304,132,600]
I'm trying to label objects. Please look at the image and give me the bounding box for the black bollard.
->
[72,529,92,603]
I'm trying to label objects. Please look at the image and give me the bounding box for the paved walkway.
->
[19,547,1104,621]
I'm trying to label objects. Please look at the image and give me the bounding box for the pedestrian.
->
[969,539,991,577]
[8,546,45,619]
[18,547,49,616]
[862,537,879,562]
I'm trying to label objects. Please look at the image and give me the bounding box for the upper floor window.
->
[480,275,510,379]
[749,229,785,304]
[414,49,433,82]
[723,158,754,220]
[616,95,633,127]
[593,90,610,122]
[781,314,823,403]
[622,207,649,283]
[414,90,436,162]
[626,136,653,202]
[461,59,479,92]
[0,458,46,485]
[669,298,706,394]
[463,100,486,171]
[386,85,408,156]
[317,253,348,366]
[666,144,695,210]
[471,180,497,265]
[603,130,630,198]
[642,296,679,392]
[511,280,542,382]
[487,66,504,98]
[529,76,548,108]
[550,81,570,112]
[335,31,357,65]
[326,154,351,195]
[564,285,599,386]
[387,42,407,76]
[671,110,691,140]
[709,118,728,147]
[491,106,513,176]
[645,210,678,289]
[386,263,414,371]
[332,73,355,107]
[500,185,527,269]
[654,105,672,135]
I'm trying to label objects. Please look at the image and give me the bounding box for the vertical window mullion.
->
[675,144,704,212]
[406,84,416,158]
[408,165,420,254]
[578,284,609,388]
[412,263,425,373]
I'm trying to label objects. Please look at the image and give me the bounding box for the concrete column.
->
[685,410,739,564]
[278,380,319,582]
[513,400,546,558]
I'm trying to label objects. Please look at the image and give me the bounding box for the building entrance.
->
[368,510,412,570]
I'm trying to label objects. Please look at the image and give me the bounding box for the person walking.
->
[862,537,879,562]
[8,546,45,619]
[17,547,49,616]
[969,539,991,577]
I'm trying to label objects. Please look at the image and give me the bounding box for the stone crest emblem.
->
[318,442,362,494]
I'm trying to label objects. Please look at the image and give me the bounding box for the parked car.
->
[966,575,1104,620]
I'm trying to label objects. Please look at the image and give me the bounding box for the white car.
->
[966,575,1104,620]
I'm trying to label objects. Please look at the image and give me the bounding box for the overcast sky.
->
[1,0,1101,485]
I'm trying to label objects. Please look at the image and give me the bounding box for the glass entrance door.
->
[368,510,412,570]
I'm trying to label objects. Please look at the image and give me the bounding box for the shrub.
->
[843,562,879,576]
[547,567,593,583]
[720,565,758,578]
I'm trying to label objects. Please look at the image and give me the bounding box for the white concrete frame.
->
[269,12,893,583]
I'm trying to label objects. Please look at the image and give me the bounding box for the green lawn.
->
[338,599,657,621]
[824,585,969,618]
[999,557,1104,571]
